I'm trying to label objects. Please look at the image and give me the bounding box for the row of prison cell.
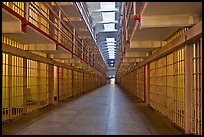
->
[2,2,105,71]
[2,35,107,123]
[116,35,202,134]
[2,2,107,123]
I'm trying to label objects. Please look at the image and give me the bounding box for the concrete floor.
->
[2,84,185,135]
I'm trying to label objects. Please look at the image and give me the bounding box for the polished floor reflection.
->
[2,84,184,135]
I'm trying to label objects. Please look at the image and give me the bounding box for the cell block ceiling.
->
[86,2,123,68]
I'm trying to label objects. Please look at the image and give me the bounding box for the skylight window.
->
[107,42,115,45]
[109,56,115,59]
[107,48,115,51]
[102,12,115,21]
[100,2,115,10]
[86,2,120,63]
[108,50,115,52]
[106,38,115,42]
[108,53,115,56]
[107,49,115,51]
[104,24,115,31]
[107,46,115,49]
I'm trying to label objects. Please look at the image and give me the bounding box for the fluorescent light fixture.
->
[111,64,113,66]
[111,61,114,63]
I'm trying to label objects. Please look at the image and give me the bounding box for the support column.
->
[199,37,202,135]
[72,69,75,96]
[57,66,60,101]
[37,62,41,108]
[23,58,27,113]
[93,54,94,67]
[155,59,158,109]
[57,10,61,44]
[144,65,146,103]
[8,54,12,119]
[147,63,150,105]
[21,2,30,32]
[184,43,193,134]
[82,40,84,60]
[135,69,138,97]
[48,64,54,104]
[72,28,76,58]
[82,73,84,93]
[25,2,30,21]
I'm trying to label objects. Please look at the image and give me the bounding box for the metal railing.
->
[2,2,107,74]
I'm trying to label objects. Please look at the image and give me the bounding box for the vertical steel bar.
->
[155,59,158,109]
[147,63,150,105]
[72,28,76,58]
[133,2,136,16]
[199,37,202,135]
[57,9,61,43]
[144,65,146,103]
[57,66,60,101]
[25,2,30,21]
[48,64,54,104]
[37,62,41,108]
[72,69,75,96]
[82,73,84,93]
[23,58,27,113]
[8,54,12,119]
[82,40,84,60]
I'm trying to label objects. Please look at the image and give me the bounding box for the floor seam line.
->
[104,86,113,135]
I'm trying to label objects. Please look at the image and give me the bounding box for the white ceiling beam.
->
[140,14,200,28]
[125,51,149,58]
[130,40,164,48]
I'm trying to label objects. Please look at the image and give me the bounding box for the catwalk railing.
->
[2,2,107,74]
